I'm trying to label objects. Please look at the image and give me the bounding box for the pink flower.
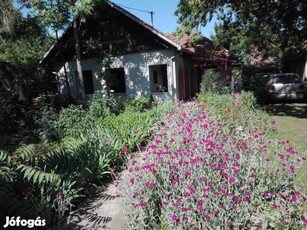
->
[181,207,187,212]
[272,203,278,209]
[245,191,251,196]
[271,120,276,125]
[242,197,249,203]
[56,191,63,198]
[130,178,134,184]
[133,192,138,197]
[229,177,235,184]
[133,130,139,135]
[205,214,211,220]
[25,189,32,196]
[290,165,295,174]
[155,139,162,144]
[150,183,156,189]
[139,201,148,207]
[303,218,307,224]
[171,214,178,221]
[122,146,128,153]
[257,221,262,228]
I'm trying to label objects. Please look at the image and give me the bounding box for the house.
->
[283,40,307,81]
[248,41,307,81]
[40,2,232,101]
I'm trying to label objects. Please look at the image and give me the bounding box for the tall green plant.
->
[198,69,220,102]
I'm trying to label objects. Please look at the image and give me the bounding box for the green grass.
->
[266,103,307,213]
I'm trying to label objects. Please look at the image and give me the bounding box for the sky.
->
[15,0,217,37]
[112,0,217,37]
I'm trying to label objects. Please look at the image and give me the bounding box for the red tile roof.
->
[164,33,230,59]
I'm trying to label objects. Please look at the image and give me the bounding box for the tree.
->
[176,0,307,58]
[25,0,103,100]
[0,14,54,66]
[0,0,15,36]
[211,23,247,61]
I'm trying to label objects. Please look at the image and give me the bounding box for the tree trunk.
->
[55,30,71,97]
[73,17,85,101]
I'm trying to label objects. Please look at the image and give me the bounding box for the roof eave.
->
[109,2,182,51]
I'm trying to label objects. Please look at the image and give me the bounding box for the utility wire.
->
[115,2,155,26]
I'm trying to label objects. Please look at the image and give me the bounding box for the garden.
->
[1,66,307,230]
[121,91,307,229]
[0,93,173,228]
[1,75,307,229]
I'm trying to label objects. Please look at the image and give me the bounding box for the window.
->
[109,68,126,93]
[150,64,168,92]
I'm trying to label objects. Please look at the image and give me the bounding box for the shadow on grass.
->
[265,102,307,119]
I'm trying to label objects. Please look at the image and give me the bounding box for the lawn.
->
[267,103,307,214]
[267,103,307,192]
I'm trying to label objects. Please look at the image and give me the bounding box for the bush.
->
[88,93,125,115]
[122,100,306,229]
[199,69,219,96]
[0,90,24,135]
[200,92,270,135]
[49,105,89,140]
[125,96,153,112]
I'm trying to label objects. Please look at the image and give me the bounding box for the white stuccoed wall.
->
[56,49,179,100]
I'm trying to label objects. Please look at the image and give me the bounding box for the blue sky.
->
[15,0,217,37]
[112,0,217,37]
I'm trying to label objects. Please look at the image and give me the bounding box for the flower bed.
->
[122,100,306,229]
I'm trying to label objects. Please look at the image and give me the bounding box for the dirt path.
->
[67,171,128,230]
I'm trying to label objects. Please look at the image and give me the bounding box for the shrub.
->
[88,93,125,115]
[125,96,153,112]
[122,102,306,229]
[201,92,271,135]
[199,69,219,96]
[104,101,174,157]
[0,130,114,227]
[48,105,89,140]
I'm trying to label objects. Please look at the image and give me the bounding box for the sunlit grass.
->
[267,103,307,213]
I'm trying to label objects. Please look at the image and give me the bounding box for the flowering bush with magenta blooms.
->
[122,101,306,229]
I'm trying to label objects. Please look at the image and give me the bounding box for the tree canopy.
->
[176,0,307,58]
